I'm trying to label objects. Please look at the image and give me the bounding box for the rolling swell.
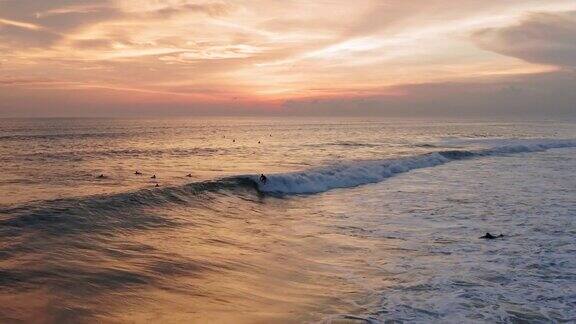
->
[254,139,576,194]
[0,177,257,237]
[1,139,574,234]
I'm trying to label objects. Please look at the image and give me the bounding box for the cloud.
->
[0,18,43,30]
[149,2,234,19]
[0,1,574,117]
[0,77,56,85]
[0,1,231,50]
[473,10,576,67]
[282,70,576,118]
[0,24,61,47]
[0,0,122,47]
[34,5,124,33]
[72,38,114,49]
[0,0,115,24]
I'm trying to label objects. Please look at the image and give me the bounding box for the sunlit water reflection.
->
[0,118,575,323]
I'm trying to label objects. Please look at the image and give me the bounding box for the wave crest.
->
[2,139,574,230]
[254,139,576,195]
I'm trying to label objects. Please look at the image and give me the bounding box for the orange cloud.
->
[0,0,575,116]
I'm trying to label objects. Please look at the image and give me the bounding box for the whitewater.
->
[253,139,576,194]
[0,118,575,323]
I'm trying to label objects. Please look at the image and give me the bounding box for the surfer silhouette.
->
[151,175,156,179]
[134,170,142,175]
[480,233,504,239]
[259,174,267,184]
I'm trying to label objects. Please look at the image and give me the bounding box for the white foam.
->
[256,139,576,195]
[480,139,576,155]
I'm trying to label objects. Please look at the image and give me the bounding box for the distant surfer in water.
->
[151,175,156,179]
[259,174,267,184]
[480,233,504,239]
[134,171,142,175]
[97,174,105,179]
[186,173,192,177]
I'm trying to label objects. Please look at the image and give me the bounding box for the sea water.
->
[0,118,575,323]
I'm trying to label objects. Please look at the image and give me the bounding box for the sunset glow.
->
[1,0,575,116]
[2,2,576,322]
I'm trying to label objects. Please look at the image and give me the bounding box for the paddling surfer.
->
[480,233,504,239]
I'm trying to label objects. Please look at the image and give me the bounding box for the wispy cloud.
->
[0,0,574,116]
[0,18,44,30]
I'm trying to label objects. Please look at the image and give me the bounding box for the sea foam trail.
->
[252,139,576,195]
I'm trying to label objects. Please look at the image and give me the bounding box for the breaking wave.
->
[252,139,576,194]
[1,139,574,230]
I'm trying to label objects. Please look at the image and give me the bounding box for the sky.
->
[0,0,575,117]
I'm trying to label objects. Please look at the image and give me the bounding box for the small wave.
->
[0,177,256,235]
[413,143,438,148]
[3,147,223,163]
[0,131,135,141]
[254,139,576,195]
[304,141,383,148]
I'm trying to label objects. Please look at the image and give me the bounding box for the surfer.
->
[480,233,504,239]
[97,174,105,179]
[259,174,267,184]
[186,173,192,177]
[155,184,160,187]
[151,175,156,179]
[134,170,142,175]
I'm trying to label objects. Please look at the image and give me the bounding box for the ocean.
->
[0,118,575,323]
